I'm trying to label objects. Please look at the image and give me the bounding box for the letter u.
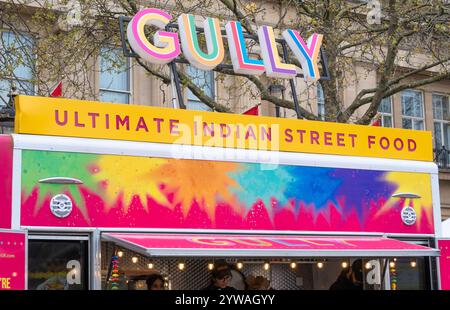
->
[55,110,68,126]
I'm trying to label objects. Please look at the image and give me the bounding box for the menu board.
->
[0,230,26,290]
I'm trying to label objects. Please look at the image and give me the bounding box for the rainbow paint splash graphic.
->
[20,150,434,233]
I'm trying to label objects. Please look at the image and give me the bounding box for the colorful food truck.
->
[0,95,446,290]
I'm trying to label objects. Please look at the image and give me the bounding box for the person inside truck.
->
[203,261,236,290]
[329,259,363,290]
[146,274,165,290]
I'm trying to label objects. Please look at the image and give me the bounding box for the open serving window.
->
[100,233,439,290]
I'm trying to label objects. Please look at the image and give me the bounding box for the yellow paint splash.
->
[376,171,433,227]
[93,155,169,212]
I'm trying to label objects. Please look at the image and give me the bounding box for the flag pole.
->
[168,61,185,109]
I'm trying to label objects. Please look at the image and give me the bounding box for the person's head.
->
[211,262,232,288]
[246,275,270,290]
[146,274,165,290]
[348,259,363,286]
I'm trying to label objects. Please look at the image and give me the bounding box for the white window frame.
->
[0,30,35,106]
[401,89,425,130]
[378,97,393,128]
[317,83,325,120]
[186,65,215,111]
[432,93,450,149]
[98,47,132,104]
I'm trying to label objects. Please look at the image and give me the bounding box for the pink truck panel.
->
[439,239,450,290]
[0,230,26,290]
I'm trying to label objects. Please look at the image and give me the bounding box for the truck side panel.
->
[19,149,435,234]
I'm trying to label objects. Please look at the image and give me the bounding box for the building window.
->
[186,65,214,111]
[317,83,325,120]
[433,93,450,149]
[378,97,393,127]
[0,31,34,106]
[401,90,424,130]
[99,47,130,104]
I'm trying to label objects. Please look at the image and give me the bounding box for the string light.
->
[208,262,214,270]
[290,261,297,269]
[263,262,270,271]
[317,262,324,269]
[117,251,124,258]
[341,261,348,268]
[389,261,395,268]
[178,262,185,271]
[365,262,372,269]
[148,262,154,269]
[131,256,138,263]
[236,262,243,270]
[410,260,417,268]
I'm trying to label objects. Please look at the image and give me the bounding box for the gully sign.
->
[127,8,324,80]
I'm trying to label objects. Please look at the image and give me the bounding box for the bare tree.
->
[0,0,449,124]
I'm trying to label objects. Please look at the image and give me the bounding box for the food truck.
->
[0,95,446,290]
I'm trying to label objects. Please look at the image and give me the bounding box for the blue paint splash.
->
[228,163,292,208]
[284,166,342,210]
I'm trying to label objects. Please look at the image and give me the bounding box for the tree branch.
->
[219,0,255,35]
[353,71,450,125]
[177,68,231,112]
[135,58,171,84]
[387,57,450,87]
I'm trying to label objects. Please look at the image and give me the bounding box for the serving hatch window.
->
[28,237,89,290]
[389,257,429,290]
[100,242,427,290]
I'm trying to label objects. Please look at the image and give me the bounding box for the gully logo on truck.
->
[127,8,323,80]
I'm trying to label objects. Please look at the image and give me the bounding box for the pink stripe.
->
[231,22,251,70]
[294,31,317,58]
[131,9,179,60]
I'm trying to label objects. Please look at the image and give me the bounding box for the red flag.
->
[242,105,259,115]
[370,113,382,126]
[50,81,62,97]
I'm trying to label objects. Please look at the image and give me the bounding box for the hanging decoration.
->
[390,262,397,290]
[110,255,120,290]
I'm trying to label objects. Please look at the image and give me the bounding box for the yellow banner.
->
[14,95,433,161]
